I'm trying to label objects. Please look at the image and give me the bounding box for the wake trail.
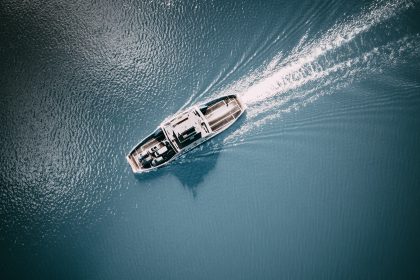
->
[240,0,414,104]
[213,0,419,143]
[176,0,419,161]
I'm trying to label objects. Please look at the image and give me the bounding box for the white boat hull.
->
[127,94,246,173]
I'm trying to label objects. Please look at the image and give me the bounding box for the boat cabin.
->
[162,108,211,151]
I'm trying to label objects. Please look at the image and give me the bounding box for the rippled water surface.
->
[1,0,420,279]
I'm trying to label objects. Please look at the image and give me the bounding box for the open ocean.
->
[1,0,420,279]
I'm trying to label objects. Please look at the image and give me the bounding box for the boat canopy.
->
[162,108,210,150]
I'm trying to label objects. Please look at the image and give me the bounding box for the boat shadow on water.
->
[133,113,247,196]
[133,148,220,197]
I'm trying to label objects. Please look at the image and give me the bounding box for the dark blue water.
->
[1,0,420,279]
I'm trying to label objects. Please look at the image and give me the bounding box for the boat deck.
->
[127,94,245,173]
[201,96,243,132]
[127,130,176,171]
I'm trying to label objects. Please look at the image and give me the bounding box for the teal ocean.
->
[1,0,420,279]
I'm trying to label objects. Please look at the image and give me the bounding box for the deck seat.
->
[152,156,164,166]
[156,146,168,156]
[138,151,148,160]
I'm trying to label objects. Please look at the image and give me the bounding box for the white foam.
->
[223,33,420,144]
[239,0,414,105]
[211,0,418,143]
